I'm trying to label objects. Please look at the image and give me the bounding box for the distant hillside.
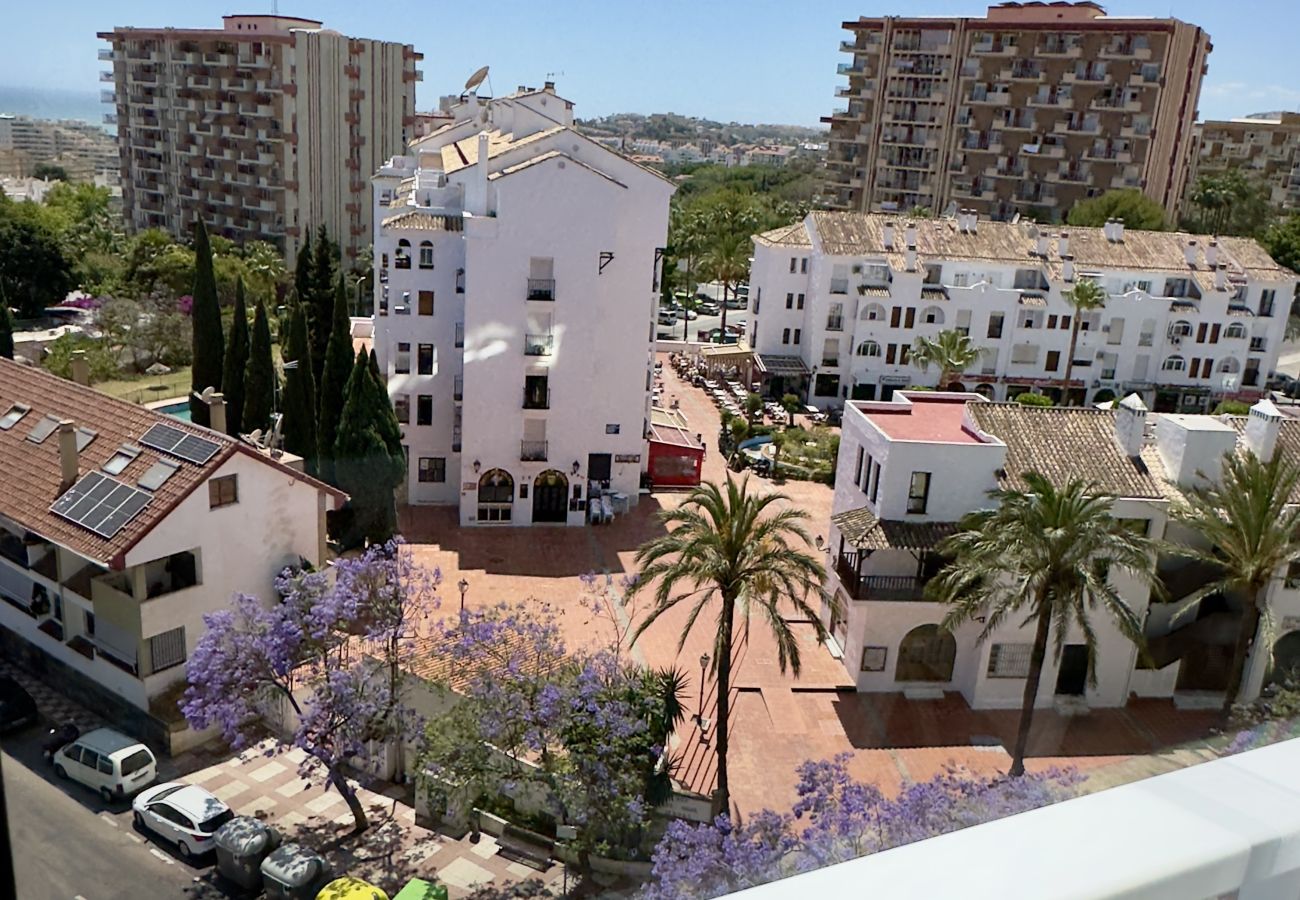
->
[577,111,826,147]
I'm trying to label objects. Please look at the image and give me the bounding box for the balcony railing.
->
[835,554,930,602]
[523,387,551,410]
[521,440,548,461]
[525,334,555,356]
[527,278,555,301]
[826,317,844,332]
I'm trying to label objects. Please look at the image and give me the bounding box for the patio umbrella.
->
[145,361,172,393]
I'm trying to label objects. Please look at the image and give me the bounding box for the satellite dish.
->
[247,429,264,446]
[465,66,489,93]
[192,386,215,403]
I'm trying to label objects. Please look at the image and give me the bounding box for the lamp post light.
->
[696,652,710,723]
[458,577,469,613]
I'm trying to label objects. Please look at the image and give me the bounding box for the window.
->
[418,241,434,269]
[455,268,465,293]
[455,322,464,348]
[786,292,794,309]
[148,626,186,672]
[782,328,791,345]
[1161,355,1186,372]
[418,290,434,315]
[789,257,797,273]
[0,403,30,430]
[208,475,238,508]
[1117,517,1149,537]
[394,395,410,424]
[860,646,888,672]
[801,258,808,273]
[793,328,801,345]
[987,313,1003,339]
[1260,289,1276,317]
[418,457,446,483]
[1047,315,1058,329]
[907,471,931,514]
[417,395,433,425]
[1286,560,1300,589]
[987,643,1032,678]
[395,240,412,268]
[395,342,411,374]
[418,344,434,375]
[103,444,142,475]
[869,461,880,504]
[890,307,902,328]
[814,374,840,396]
[606,423,620,434]
[1224,322,1247,339]
[854,446,864,486]
[396,291,411,315]
[1045,350,1060,372]
[797,293,805,310]
[857,340,881,357]
[904,307,916,328]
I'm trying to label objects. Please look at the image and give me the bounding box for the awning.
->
[755,354,811,377]
[1018,293,1047,308]
[921,286,949,301]
[700,342,752,362]
[858,286,891,298]
[832,507,957,551]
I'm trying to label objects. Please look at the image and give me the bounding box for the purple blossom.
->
[176,295,193,315]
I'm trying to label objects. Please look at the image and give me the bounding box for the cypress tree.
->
[308,225,337,388]
[317,272,354,485]
[280,303,318,475]
[243,296,275,434]
[0,288,14,360]
[221,277,250,436]
[293,234,314,314]
[334,349,404,548]
[189,218,225,427]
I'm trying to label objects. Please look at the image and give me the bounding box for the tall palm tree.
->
[1061,278,1107,404]
[1171,451,1300,716]
[631,476,828,815]
[929,473,1158,776]
[704,233,750,336]
[910,329,982,389]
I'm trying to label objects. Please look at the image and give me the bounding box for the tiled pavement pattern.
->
[0,657,104,735]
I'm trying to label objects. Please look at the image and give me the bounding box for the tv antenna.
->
[545,70,565,81]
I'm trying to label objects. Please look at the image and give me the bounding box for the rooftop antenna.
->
[545,71,565,81]
[465,65,489,95]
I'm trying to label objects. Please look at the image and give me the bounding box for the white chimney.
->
[1114,393,1147,457]
[966,210,977,233]
[472,131,490,215]
[57,420,78,490]
[1062,258,1075,282]
[1206,240,1219,268]
[905,247,917,272]
[1112,220,1125,241]
[1102,219,1114,241]
[207,391,227,435]
[1244,398,1284,462]
[1035,233,1048,256]
[1183,239,1198,267]
[957,209,968,232]
[905,222,917,248]
[1058,231,1070,258]
[1214,264,1227,291]
[70,350,90,387]
[883,220,896,250]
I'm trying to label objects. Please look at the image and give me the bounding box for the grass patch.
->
[93,368,193,404]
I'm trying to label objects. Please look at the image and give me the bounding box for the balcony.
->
[98,48,113,61]
[527,278,555,301]
[829,278,849,294]
[822,357,841,368]
[520,440,549,462]
[525,333,554,356]
[826,316,844,332]
[835,554,931,602]
[523,386,551,410]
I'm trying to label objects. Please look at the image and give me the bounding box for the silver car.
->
[133,782,235,858]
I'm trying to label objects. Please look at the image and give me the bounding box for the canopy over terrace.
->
[830,507,958,602]
[754,352,810,399]
[699,341,754,383]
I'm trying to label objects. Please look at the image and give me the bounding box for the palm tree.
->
[1061,278,1107,404]
[704,233,750,336]
[1171,451,1300,717]
[631,476,828,816]
[910,329,982,389]
[929,473,1159,776]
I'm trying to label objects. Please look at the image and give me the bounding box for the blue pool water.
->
[157,401,193,422]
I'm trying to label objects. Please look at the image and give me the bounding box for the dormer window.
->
[0,403,30,430]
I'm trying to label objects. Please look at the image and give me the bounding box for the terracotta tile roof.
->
[858,286,892,297]
[831,507,957,550]
[804,212,1296,291]
[0,359,343,568]
[968,403,1164,499]
[381,210,464,231]
[439,126,565,175]
[753,221,812,248]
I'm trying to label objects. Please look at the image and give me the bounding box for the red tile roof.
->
[0,359,342,568]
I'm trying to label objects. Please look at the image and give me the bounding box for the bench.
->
[495,823,554,871]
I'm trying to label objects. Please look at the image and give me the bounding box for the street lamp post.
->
[695,652,710,723]
[458,577,469,613]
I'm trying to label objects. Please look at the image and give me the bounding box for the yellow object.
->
[316,876,390,900]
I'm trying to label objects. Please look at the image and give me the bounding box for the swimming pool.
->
[156,401,193,422]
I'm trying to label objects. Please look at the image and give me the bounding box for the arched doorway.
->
[896,624,956,682]
[1092,388,1116,405]
[1271,631,1300,685]
[476,469,514,523]
[975,383,996,399]
[532,470,568,523]
[942,380,967,393]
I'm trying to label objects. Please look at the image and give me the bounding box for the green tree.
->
[1183,170,1272,237]
[222,278,250,437]
[1261,213,1300,274]
[910,329,982,389]
[0,289,14,360]
[1015,392,1053,407]
[1065,189,1167,231]
[703,233,750,335]
[32,163,69,182]
[293,235,314,310]
[1171,452,1300,716]
[0,199,74,318]
[189,219,225,427]
[630,475,828,816]
[929,473,1158,775]
[242,296,276,434]
[334,350,404,548]
[280,303,318,474]
[308,225,338,387]
[1061,278,1107,404]
[781,393,801,426]
[317,273,354,485]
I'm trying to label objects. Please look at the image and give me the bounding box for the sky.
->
[2,0,1298,127]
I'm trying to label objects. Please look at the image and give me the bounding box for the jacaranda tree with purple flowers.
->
[181,540,438,833]
[640,755,1080,900]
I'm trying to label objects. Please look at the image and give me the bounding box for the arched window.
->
[1161,355,1186,372]
[418,240,434,269]
[860,302,887,322]
[1168,320,1192,339]
[856,340,882,358]
[1224,322,1247,339]
[895,625,956,683]
[1216,357,1241,374]
[974,383,996,399]
[477,468,514,522]
[921,305,945,325]
[395,239,412,269]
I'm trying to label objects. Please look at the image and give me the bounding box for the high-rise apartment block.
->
[0,115,119,182]
[98,15,421,264]
[1189,113,1300,214]
[824,2,1210,223]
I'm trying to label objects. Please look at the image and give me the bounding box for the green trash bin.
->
[392,878,449,900]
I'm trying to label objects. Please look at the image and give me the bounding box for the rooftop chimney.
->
[1058,231,1070,258]
[883,220,896,250]
[1206,240,1219,269]
[1184,239,1198,267]
[1114,393,1147,457]
[543,80,555,91]
[1244,398,1284,462]
[1035,233,1048,257]
[206,391,227,435]
[70,350,90,387]
[1062,258,1075,282]
[1111,220,1125,242]
[905,247,917,272]
[57,420,78,490]
[1215,263,1227,291]
[905,222,917,248]
[966,210,977,233]
[1102,219,1114,241]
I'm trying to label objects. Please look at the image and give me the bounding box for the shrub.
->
[1015,392,1053,407]
[42,333,118,382]
[1213,400,1251,416]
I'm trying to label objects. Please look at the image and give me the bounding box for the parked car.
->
[133,782,234,858]
[0,676,37,733]
[657,309,678,326]
[694,290,713,302]
[735,283,749,297]
[724,295,748,310]
[680,307,699,320]
[696,300,720,316]
[672,291,690,304]
[54,727,157,802]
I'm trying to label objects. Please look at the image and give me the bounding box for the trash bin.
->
[316,876,389,900]
[214,815,282,891]
[261,843,334,900]
[393,879,449,900]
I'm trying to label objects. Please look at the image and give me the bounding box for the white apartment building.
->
[370,84,674,526]
[749,211,1298,413]
[824,389,1300,711]
[0,359,343,751]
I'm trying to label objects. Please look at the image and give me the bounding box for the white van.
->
[54,727,157,802]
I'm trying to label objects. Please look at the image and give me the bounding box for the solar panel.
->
[50,472,153,539]
[139,422,221,465]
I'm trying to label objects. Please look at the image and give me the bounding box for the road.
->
[657,281,751,343]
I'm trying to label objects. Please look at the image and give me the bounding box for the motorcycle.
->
[42,722,79,763]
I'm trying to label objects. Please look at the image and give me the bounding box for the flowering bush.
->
[176,294,193,315]
[640,756,1080,900]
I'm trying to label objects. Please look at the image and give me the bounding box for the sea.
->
[0,86,109,131]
